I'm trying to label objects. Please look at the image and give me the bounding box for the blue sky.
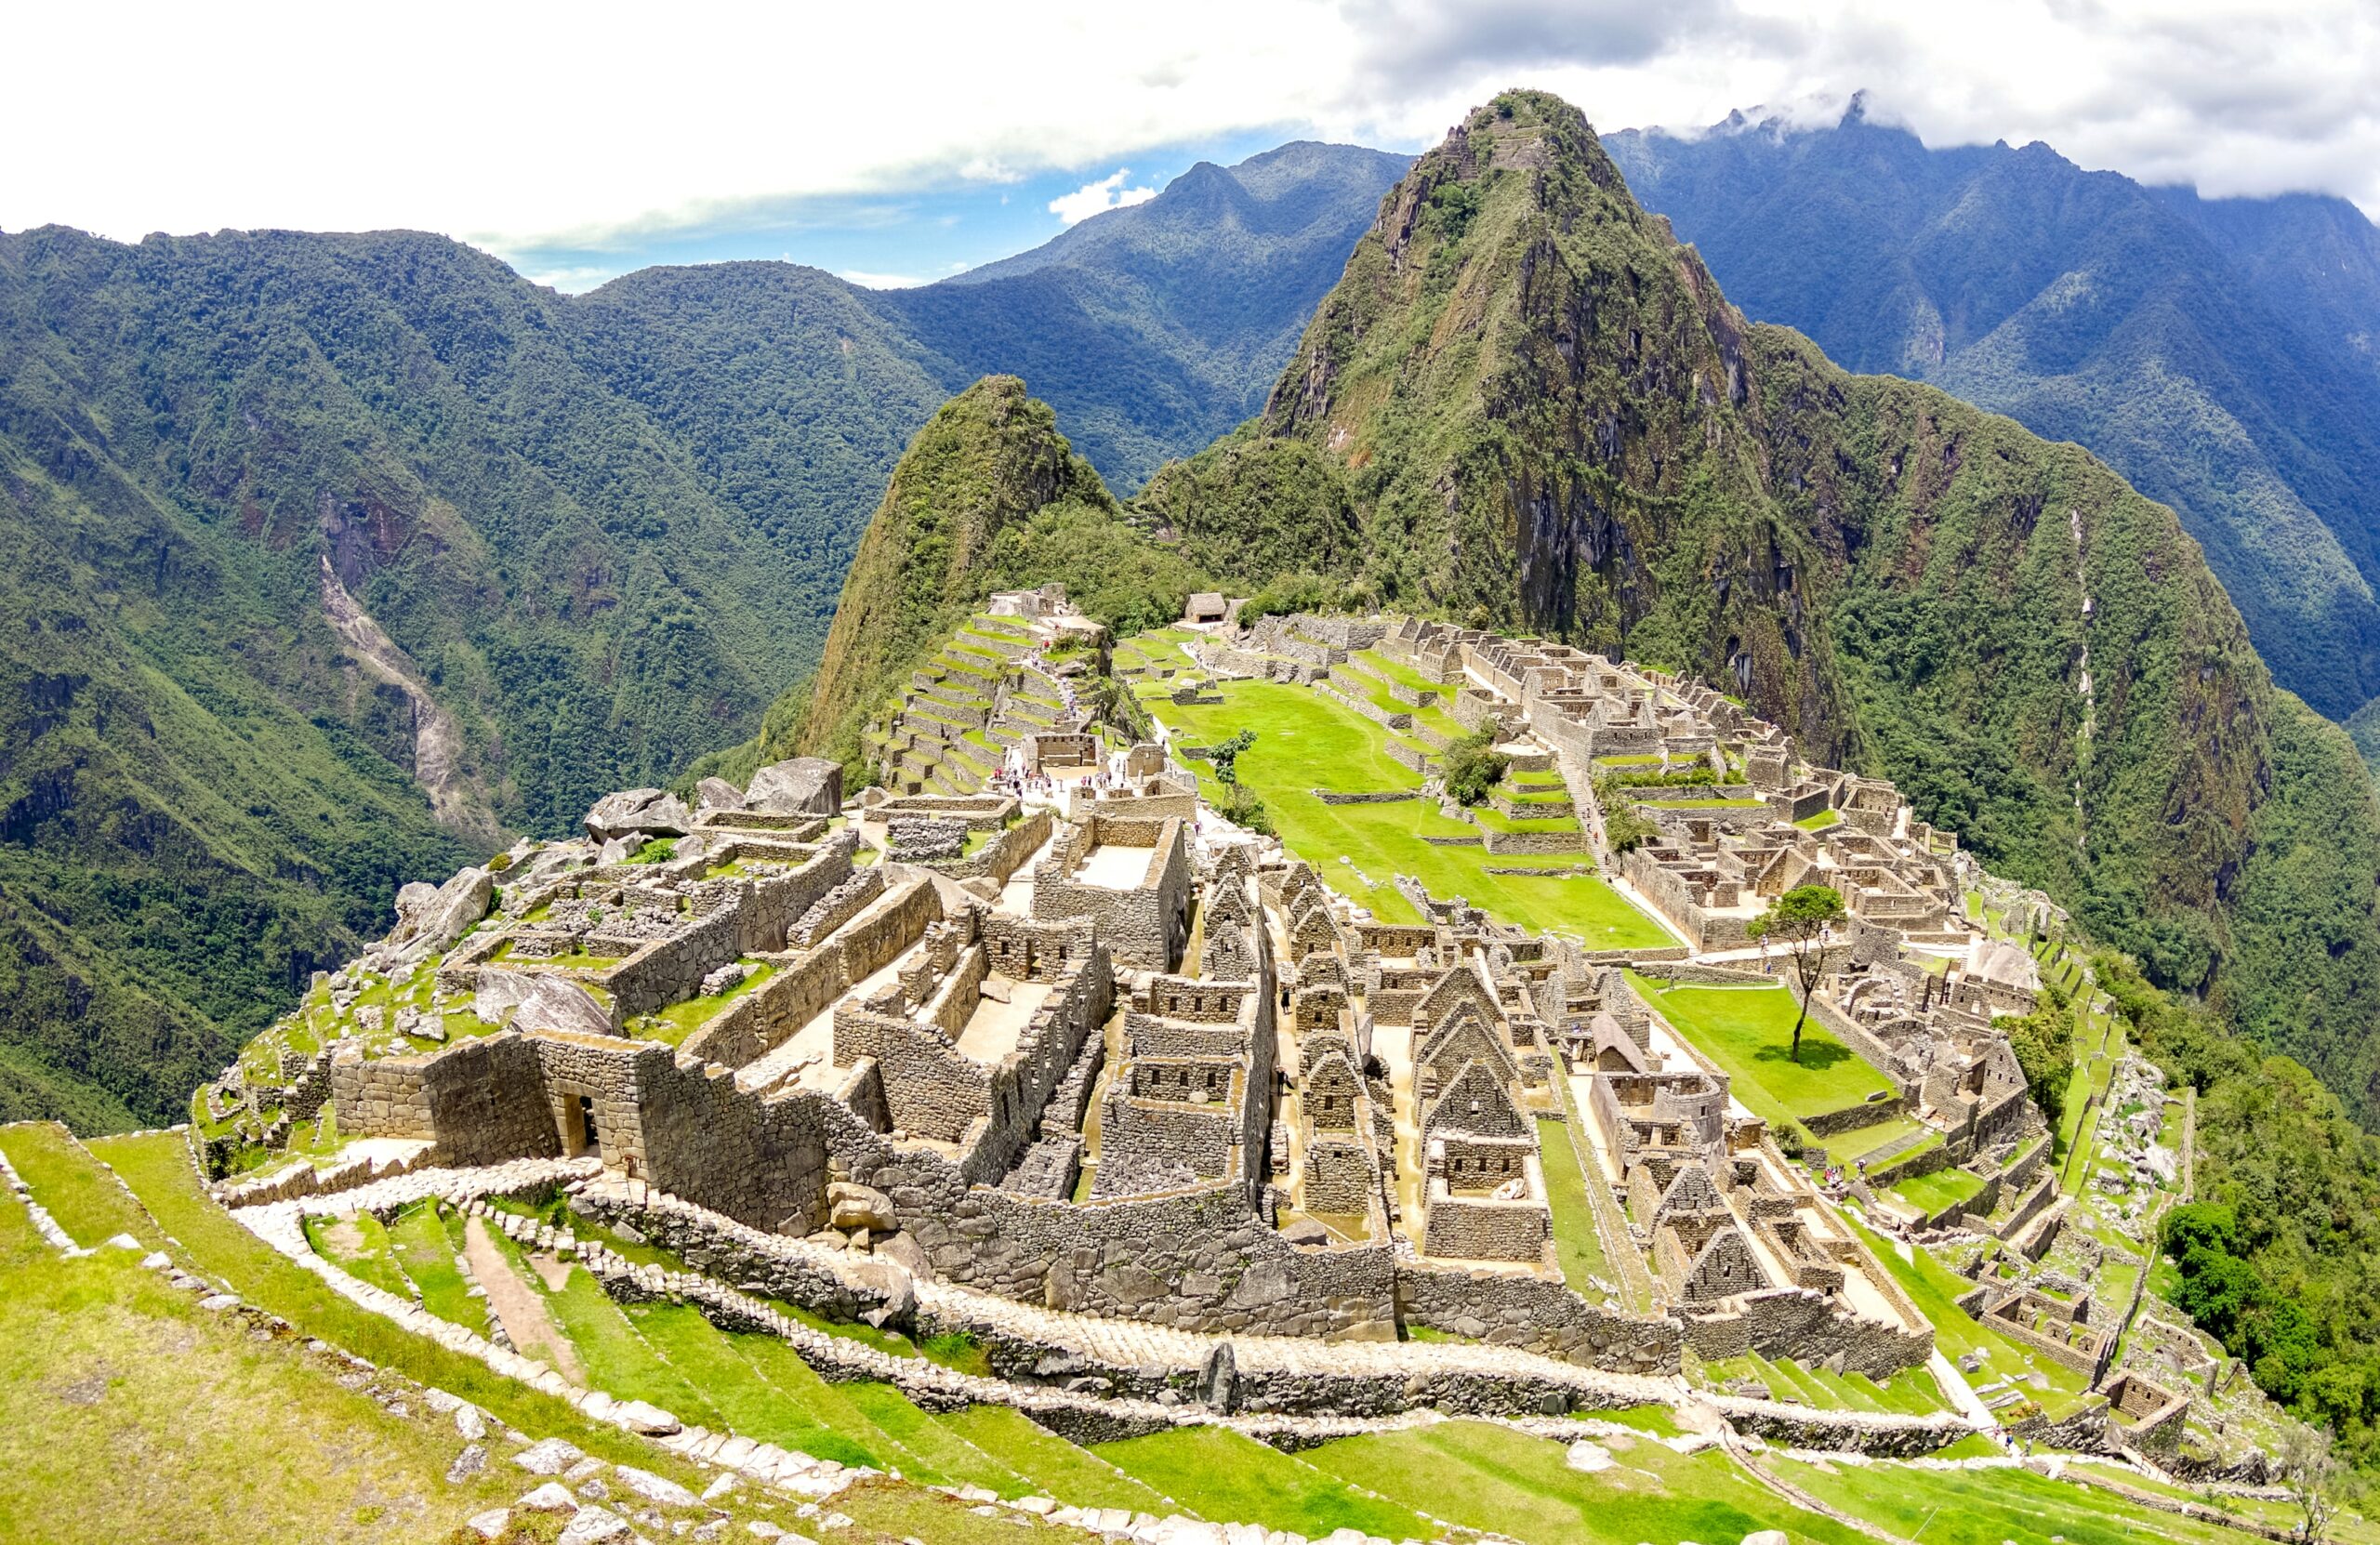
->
[500,127,1316,294]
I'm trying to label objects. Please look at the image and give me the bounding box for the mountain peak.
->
[790,376,1115,765]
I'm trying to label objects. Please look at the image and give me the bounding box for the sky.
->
[7,0,2376,293]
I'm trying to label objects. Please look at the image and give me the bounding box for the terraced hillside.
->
[870,614,1087,797]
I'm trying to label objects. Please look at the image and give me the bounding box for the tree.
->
[2004,998,2077,1135]
[2279,1420,2341,1542]
[1209,729,1256,787]
[1747,884,1847,1063]
[1439,727,1508,806]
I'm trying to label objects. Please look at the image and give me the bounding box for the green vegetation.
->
[1144,672,1669,945]
[1304,1420,1864,1545]
[1843,1211,2090,1408]
[734,377,1209,778]
[1440,726,1509,805]
[0,1186,543,1542]
[1887,1165,1989,1217]
[1132,430,1367,588]
[1094,1426,1430,1538]
[1745,885,1847,1063]
[1604,115,2380,729]
[936,1406,1174,1514]
[1535,1116,1610,1288]
[1759,1452,2272,1545]
[1628,975,1894,1128]
[0,1122,161,1248]
[1241,90,2380,1162]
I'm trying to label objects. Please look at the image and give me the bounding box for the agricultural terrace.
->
[1137,669,1672,947]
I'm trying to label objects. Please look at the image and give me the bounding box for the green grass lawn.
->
[1470,801,1582,834]
[633,1307,880,1468]
[1305,1420,1865,1545]
[0,1122,164,1248]
[1830,1114,1929,1165]
[937,1405,1175,1512]
[630,961,776,1046]
[0,1185,553,1543]
[1626,976,1895,1129]
[1759,1453,2271,1545]
[1095,1426,1430,1538]
[1794,809,1841,830]
[1349,648,1453,699]
[1140,669,1670,946]
[1889,1165,1989,1218]
[1842,1212,2090,1410]
[1536,1117,1611,1290]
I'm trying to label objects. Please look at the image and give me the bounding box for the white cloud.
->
[1,0,2374,264]
[1048,170,1160,227]
[836,269,934,289]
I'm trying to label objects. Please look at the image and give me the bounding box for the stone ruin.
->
[199,606,2268,1459]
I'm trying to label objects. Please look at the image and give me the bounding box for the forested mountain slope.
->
[0,145,1397,1129]
[1601,102,2380,726]
[1167,90,2380,1121]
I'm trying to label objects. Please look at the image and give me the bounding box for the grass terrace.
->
[1093,1426,1431,1540]
[1535,1116,1612,1290]
[1794,808,1842,831]
[627,960,777,1046]
[1625,975,1896,1131]
[1305,1420,1867,1545]
[1696,1351,1950,1416]
[1348,647,1455,699]
[1843,1211,2092,1412]
[1139,671,1671,944]
[1756,1452,2272,1545]
[1887,1164,1990,1218]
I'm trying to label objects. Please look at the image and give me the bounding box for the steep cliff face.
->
[1606,108,2380,723]
[1250,90,2380,1117]
[1258,97,1852,755]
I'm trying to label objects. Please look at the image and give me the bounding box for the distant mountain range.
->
[0,141,1408,1128]
[1605,99,2380,727]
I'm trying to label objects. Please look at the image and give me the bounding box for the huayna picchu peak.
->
[13,64,2380,1545]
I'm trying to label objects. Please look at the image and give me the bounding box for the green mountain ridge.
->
[0,145,1404,1129]
[1601,101,2380,727]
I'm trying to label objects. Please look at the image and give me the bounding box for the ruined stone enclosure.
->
[207,600,2202,1450]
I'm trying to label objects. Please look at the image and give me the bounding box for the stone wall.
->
[1397,1261,1679,1371]
[680,946,847,1069]
[788,866,885,950]
[1680,1285,1932,1378]
[1032,817,1190,970]
[832,1005,993,1142]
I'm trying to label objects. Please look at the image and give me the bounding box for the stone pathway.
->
[466,1213,583,1383]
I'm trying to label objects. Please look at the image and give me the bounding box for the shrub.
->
[1439,727,1507,806]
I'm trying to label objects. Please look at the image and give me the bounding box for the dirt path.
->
[464,1215,583,1383]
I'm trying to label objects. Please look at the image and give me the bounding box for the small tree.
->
[1439,727,1508,806]
[2279,1420,2341,1543]
[1747,884,1847,1063]
[1209,729,1256,787]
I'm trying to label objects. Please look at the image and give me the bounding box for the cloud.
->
[1048,170,1160,227]
[836,269,934,289]
[1,0,2374,266]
